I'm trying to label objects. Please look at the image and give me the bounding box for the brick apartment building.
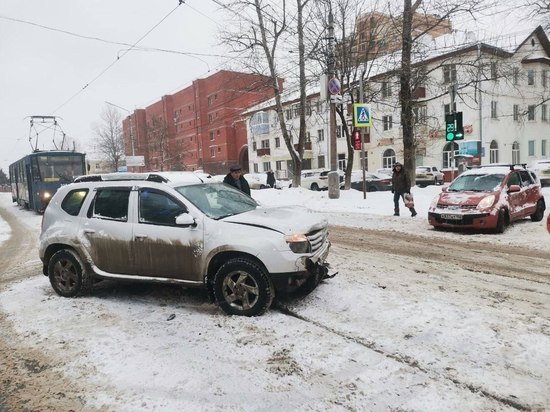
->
[122,70,280,175]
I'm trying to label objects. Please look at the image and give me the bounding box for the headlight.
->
[430,196,439,209]
[41,191,52,200]
[285,233,310,254]
[477,194,495,210]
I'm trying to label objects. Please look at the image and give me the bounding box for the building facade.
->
[122,70,278,175]
[246,27,550,180]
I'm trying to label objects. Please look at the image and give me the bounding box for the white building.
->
[245,26,549,180]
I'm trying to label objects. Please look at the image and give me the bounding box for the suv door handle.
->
[135,234,148,240]
[83,229,95,234]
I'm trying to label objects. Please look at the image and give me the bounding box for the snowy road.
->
[0,192,549,411]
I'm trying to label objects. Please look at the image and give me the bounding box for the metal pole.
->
[327,10,340,199]
[360,76,366,199]
[477,43,483,164]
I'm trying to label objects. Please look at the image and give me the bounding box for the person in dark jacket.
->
[223,164,251,196]
[266,170,276,188]
[391,162,417,217]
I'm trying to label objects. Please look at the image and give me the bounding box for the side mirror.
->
[175,213,195,226]
[441,186,448,192]
[508,184,521,193]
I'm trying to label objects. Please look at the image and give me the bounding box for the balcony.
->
[412,86,426,99]
[294,141,312,151]
[256,148,271,156]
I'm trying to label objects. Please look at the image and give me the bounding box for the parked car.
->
[428,165,546,233]
[39,172,331,316]
[376,168,393,177]
[243,173,281,189]
[350,171,392,192]
[415,166,444,187]
[529,160,550,186]
[290,169,344,191]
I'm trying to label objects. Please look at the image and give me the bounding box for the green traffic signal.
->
[445,112,464,141]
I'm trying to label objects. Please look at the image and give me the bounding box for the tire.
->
[530,199,545,222]
[48,249,93,297]
[311,183,320,191]
[213,258,274,316]
[495,209,507,234]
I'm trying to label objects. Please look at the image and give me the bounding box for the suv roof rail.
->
[475,163,527,171]
[73,173,169,183]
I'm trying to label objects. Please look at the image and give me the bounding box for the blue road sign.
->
[353,104,372,127]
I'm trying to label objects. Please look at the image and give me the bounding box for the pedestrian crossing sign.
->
[353,104,372,127]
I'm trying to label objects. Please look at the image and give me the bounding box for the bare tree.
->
[525,0,550,30]
[221,0,324,187]
[93,105,125,172]
[147,115,170,171]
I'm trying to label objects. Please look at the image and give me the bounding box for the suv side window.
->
[139,189,186,226]
[61,189,89,216]
[88,188,131,221]
[507,172,521,187]
[519,170,534,186]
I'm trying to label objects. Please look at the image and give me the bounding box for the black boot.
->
[410,207,417,217]
[394,208,400,216]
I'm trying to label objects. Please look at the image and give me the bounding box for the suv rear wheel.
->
[310,183,320,191]
[213,258,274,316]
[48,249,93,297]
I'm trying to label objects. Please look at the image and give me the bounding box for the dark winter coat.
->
[266,171,276,188]
[223,173,251,196]
[392,163,411,193]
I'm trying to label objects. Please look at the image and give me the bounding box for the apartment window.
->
[306,131,311,142]
[208,113,214,124]
[512,142,520,164]
[513,104,520,121]
[543,70,548,88]
[317,129,325,141]
[382,115,393,131]
[489,140,499,164]
[542,140,547,157]
[443,142,459,168]
[252,141,257,151]
[490,62,498,79]
[210,147,216,157]
[336,125,342,138]
[443,64,457,84]
[528,140,535,156]
[263,162,270,172]
[305,101,312,116]
[381,81,392,98]
[285,108,292,120]
[261,139,270,149]
[444,103,457,114]
[413,106,427,124]
[253,163,259,173]
[527,70,535,85]
[528,105,535,121]
[209,131,214,140]
[275,137,281,148]
[513,68,519,85]
[490,101,498,119]
[293,104,301,117]
[542,104,548,122]
[276,160,283,171]
[382,149,396,169]
[318,155,325,169]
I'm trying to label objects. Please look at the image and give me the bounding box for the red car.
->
[428,165,546,233]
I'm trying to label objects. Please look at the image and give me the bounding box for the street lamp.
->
[105,101,135,156]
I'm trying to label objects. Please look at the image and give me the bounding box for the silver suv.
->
[39,172,331,316]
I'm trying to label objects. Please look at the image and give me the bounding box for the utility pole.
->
[327,10,340,199]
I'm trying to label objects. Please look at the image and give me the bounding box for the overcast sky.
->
[0,0,225,171]
[0,0,539,173]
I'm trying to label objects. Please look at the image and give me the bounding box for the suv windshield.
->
[175,182,258,219]
[449,173,505,192]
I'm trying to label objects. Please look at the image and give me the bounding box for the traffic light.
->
[352,129,362,150]
[445,112,464,141]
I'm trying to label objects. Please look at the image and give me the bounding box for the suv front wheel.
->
[48,249,93,297]
[213,258,274,316]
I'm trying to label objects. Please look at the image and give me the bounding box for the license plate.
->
[441,213,462,220]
